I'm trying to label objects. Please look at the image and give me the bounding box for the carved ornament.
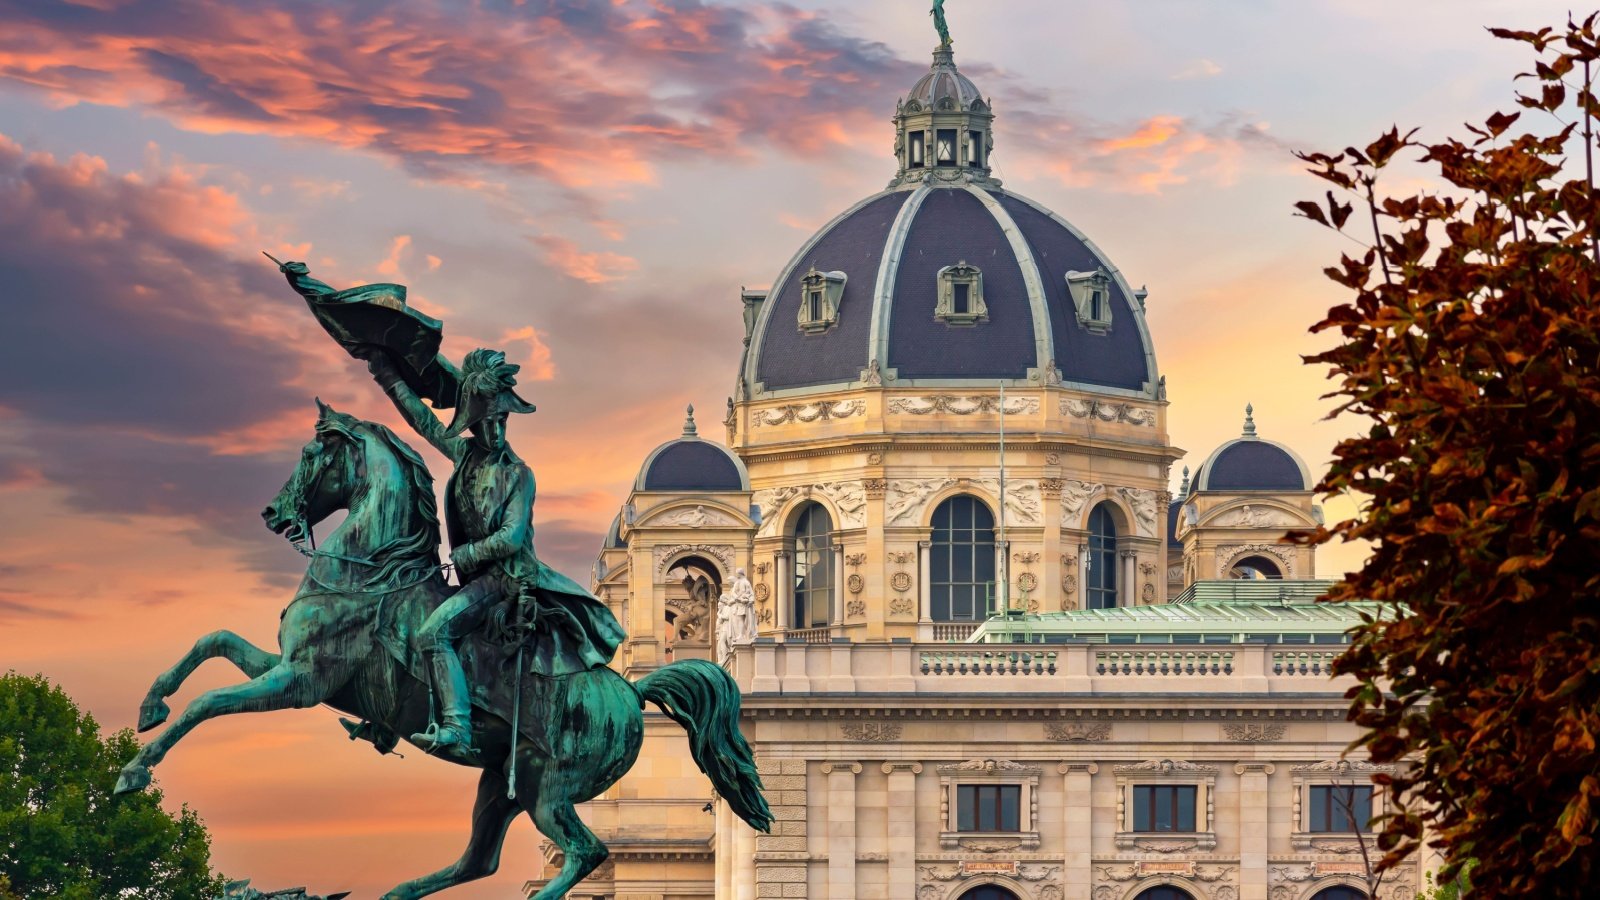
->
[1113,759,1219,775]
[1061,397,1156,426]
[751,399,866,427]
[1223,722,1287,742]
[641,505,740,528]
[888,395,1039,416]
[840,722,902,742]
[653,544,735,578]
[1045,721,1110,742]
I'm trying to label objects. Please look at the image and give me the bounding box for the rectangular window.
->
[954,282,970,314]
[1132,785,1197,832]
[968,130,984,167]
[1090,290,1104,322]
[808,291,822,322]
[936,129,958,166]
[956,784,1021,832]
[1309,785,1373,833]
[910,132,926,168]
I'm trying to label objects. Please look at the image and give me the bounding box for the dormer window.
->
[1066,267,1115,333]
[936,262,987,326]
[936,129,958,166]
[797,268,847,334]
[909,131,926,169]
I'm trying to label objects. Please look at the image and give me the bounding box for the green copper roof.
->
[969,581,1384,645]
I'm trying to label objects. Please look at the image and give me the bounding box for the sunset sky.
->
[0,0,1575,896]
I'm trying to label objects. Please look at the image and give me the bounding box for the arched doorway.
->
[664,555,722,645]
[1134,887,1196,900]
[957,886,1020,900]
[1310,888,1368,900]
[1228,553,1284,579]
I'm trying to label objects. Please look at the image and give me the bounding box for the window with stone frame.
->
[955,784,1020,832]
[935,262,988,326]
[796,268,847,334]
[1290,759,1393,849]
[1131,784,1197,832]
[1066,267,1115,333]
[1112,759,1218,850]
[1308,784,1373,833]
[937,759,1041,849]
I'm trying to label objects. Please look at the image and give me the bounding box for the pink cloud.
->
[530,234,640,285]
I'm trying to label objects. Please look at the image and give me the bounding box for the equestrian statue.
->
[113,259,772,899]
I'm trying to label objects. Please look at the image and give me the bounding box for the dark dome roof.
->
[905,47,984,112]
[635,407,750,493]
[603,513,626,549]
[743,184,1158,397]
[1192,407,1312,493]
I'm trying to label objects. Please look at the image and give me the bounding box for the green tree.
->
[1294,15,1600,897]
[0,672,227,899]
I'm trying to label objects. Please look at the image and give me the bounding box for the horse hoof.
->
[137,700,170,733]
[114,764,151,796]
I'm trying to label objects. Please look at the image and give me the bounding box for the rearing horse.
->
[116,402,771,899]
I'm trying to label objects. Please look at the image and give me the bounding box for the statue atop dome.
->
[931,0,952,48]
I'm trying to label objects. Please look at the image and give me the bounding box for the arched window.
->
[1310,889,1368,900]
[958,886,1020,900]
[1229,554,1283,580]
[1087,502,1119,609]
[792,503,834,628]
[665,557,722,643]
[1134,888,1196,900]
[930,495,997,621]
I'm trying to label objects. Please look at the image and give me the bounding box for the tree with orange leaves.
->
[1295,15,1600,896]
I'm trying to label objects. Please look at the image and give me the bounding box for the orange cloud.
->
[531,235,639,285]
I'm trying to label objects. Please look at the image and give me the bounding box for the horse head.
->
[261,398,366,542]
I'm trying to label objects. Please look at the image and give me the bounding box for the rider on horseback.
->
[274,259,624,761]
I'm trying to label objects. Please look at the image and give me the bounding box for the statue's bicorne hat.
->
[443,348,537,437]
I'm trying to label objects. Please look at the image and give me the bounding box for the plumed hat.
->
[444,348,537,437]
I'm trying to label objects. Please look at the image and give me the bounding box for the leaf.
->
[1295,200,1330,227]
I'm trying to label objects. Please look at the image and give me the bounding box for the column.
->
[775,551,791,631]
[917,540,932,623]
[1120,550,1137,607]
[883,762,922,900]
[994,539,1011,612]
[822,763,861,900]
[832,543,846,628]
[1060,763,1098,899]
[735,802,757,900]
[1236,763,1275,900]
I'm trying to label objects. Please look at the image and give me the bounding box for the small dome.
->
[1192,406,1312,493]
[905,47,984,112]
[603,513,627,550]
[635,406,750,493]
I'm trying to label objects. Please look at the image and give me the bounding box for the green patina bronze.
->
[931,0,951,47]
[115,261,772,899]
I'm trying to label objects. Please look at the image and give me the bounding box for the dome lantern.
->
[889,45,997,189]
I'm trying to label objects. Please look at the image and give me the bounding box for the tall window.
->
[936,128,958,166]
[930,495,997,620]
[1309,785,1373,833]
[909,131,926,168]
[956,785,1020,832]
[792,503,834,628]
[1309,889,1367,900]
[1132,785,1197,832]
[967,130,985,168]
[1087,503,1119,609]
[959,888,1020,900]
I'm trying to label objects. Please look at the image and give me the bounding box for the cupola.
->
[889,45,997,188]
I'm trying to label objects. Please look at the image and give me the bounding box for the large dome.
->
[740,46,1157,400]
[743,184,1157,396]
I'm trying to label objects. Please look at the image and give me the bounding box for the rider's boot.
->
[412,650,479,763]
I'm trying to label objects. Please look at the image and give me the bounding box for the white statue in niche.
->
[717,568,758,663]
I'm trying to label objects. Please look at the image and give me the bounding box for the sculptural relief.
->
[750,399,866,427]
[1116,486,1160,537]
[645,505,739,528]
[888,394,1039,416]
[1211,504,1299,528]
[1059,479,1100,526]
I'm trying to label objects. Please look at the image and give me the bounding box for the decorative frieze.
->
[888,395,1039,416]
[1061,397,1156,426]
[1045,721,1111,742]
[753,481,868,535]
[1217,542,1296,576]
[1210,504,1301,528]
[885,477,1042,526]
[640,505,740,528]
[750,399,866,427]
[840,721,902,742]
[1223,722,1287,742]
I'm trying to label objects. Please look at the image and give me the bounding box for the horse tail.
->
[634,659,772,833]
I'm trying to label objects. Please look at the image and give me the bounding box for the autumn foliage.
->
[1294,16,1600,896]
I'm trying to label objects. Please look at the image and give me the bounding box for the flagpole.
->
[998,382,1008,614]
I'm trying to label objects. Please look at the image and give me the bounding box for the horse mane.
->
[317,412,444,589]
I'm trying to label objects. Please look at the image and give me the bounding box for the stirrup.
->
[410,722,479,763]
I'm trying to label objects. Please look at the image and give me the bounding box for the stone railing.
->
[920,649,1057,676]
[1272,650,1341,676]
[928,622,981,642]
[728,640,1353,696]
[1094,650,1234,676]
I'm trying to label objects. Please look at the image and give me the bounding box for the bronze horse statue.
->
[115,402,771,898]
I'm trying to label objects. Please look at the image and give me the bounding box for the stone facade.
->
[532,25,1427,900]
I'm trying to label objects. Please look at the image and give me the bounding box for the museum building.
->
[528,32,1428,900]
